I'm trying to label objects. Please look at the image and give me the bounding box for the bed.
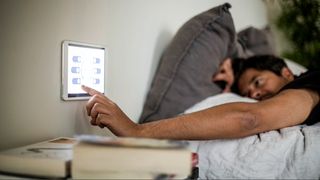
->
[138,3,319,179]
[184,93,320,179]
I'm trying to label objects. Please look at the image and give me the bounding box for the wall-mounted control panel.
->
[61,41,106,100]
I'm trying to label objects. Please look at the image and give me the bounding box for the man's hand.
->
[212,58,234,93]
[81,85,139,136]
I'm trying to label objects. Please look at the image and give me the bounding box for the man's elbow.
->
[239,110,260,134]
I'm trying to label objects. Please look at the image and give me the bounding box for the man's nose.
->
[250,89,262,100]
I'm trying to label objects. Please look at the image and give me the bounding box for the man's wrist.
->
[132,123,147,138]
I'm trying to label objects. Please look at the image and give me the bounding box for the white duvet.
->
[184,93,320,179]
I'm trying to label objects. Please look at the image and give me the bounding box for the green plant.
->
[275,0,320,69]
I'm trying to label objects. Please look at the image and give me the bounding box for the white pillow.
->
[285,59,307,76]
[184,92,256,114]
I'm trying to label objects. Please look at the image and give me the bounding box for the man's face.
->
[238,68,293,100]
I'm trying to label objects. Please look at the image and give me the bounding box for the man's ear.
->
[281,67,295,81]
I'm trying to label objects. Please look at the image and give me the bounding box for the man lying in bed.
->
[81,55,320,140]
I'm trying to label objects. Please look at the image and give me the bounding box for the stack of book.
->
[72,135,194,179]
[0,137,75,178]
[0,135,197,179]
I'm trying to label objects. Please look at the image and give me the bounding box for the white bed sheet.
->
[184,93,320,179]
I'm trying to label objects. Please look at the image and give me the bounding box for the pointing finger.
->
[81,85,102,96]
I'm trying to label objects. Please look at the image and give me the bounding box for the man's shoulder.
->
[297,69,320,78]
[282,69,320,92]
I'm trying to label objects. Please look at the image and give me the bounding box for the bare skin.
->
[238,67,295,100]
[212,58,234,93]
[81,68,319,140]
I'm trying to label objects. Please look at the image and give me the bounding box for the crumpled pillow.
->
[139,3,238,123]
[237,26,276,56]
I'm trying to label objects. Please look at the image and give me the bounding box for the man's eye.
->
[254,78,263,87]
[254,80,259,87]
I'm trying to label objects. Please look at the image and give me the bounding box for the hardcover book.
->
[72,135,193,179]
[0,137,75,178]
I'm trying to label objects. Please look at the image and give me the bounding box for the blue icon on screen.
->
[73,56,81,63]
[71,67,80,73]
[92,78,100,84]
[94,68,101,74]
[92,57,100,64]
[72,78,81,84]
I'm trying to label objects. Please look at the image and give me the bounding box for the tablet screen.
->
[62,41,105,100]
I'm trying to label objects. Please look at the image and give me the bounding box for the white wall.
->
[0,0,267,150]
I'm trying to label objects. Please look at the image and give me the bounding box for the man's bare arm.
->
[248,89,319,134]
[82,85,319,140]
[137,89,319,140]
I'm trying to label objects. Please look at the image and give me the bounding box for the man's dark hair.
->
[231,55,288,93]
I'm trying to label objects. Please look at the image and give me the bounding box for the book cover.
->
[0,137,75,178]
[75,134,188,148]
[72,135,193,179]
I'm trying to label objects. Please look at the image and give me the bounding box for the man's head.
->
[232,55,295,100]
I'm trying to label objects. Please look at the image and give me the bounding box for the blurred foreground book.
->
[72,135,194,179]
[0,137,75,178]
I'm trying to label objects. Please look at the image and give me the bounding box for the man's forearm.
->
[135,102,258,140]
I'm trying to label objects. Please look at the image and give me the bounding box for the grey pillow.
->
[237,26,276,56]
[139,3,237,123]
